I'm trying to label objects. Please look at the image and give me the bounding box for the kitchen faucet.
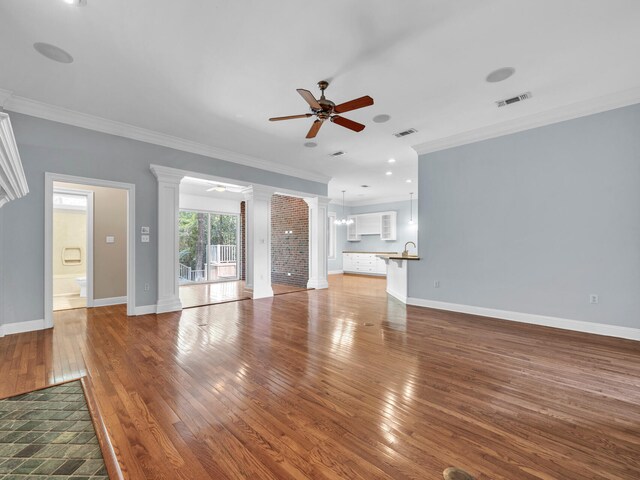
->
[402,241,416,257]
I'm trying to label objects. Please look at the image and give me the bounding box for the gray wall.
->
[409,103,640,329]
[1,112,326,325]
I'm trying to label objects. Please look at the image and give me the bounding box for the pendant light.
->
[335,190,354,225]
[408,192,415,225]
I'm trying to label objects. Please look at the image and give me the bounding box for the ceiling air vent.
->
[330,151,346,157]
[393,128,418,138]
[496,92,532,107]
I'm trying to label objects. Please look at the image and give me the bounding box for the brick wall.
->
[271,195,309,287]
[240,201,246,281]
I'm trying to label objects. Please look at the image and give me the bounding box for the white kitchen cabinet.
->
[346,215,360,241]
[380,212,397,241]
[346,211,397,242]
[342,253,388,276]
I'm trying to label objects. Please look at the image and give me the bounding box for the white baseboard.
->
[406,297,640,341]
[387,288,408,304]
[328,270,344,275]
[134,305,157,316]
[0,319,47,338]
[92,296,127,307]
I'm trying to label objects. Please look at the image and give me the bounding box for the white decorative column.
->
[243,185,274,299]
[151,165,184,313]
[305,196,330,289]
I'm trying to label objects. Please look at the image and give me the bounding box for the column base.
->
[156,297,183,314]
[307,278,329,290]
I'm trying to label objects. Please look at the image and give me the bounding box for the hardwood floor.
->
[180,281,309,308]
[1,274,639,479]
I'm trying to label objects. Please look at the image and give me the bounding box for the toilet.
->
[76,277,87,298]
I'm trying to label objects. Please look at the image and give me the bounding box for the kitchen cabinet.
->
[342,253,388,276]
[346,211,396,241]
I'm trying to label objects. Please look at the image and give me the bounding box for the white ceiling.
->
[1,1,640,204]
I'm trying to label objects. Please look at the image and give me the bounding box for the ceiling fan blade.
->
[331,115,365,133]
[297,89,321,110]
[269,114,313,121]
[306,119,323,138]
[334,95,374,114]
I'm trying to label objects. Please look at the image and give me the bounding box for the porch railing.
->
[209,244,236,264]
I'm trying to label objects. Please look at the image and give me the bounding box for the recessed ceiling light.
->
[33,43,74,63]
[486,67,515,83]
[388,158,396,164]
[373,114,391,123]
[406,179,412,183]
[385,171,393,176]
[63,0,87,6]
[304,142,317,148]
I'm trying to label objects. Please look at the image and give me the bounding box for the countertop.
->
[386,256,420,261]
[342,251,398,254]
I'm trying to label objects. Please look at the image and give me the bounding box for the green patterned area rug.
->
[0,380,109,479]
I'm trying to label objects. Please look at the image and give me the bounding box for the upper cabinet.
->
[0,113,29,208]
[347,211,397,241]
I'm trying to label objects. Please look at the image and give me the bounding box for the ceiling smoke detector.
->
[393,128,418,138]
[496,92,532,107]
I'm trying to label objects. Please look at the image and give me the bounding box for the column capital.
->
[304,196,331,208]
[150,164,185,184]
[242,185,276,202]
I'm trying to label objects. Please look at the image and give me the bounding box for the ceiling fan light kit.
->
[269,81,374,138]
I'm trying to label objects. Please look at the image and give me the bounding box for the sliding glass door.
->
[178,210,239,284]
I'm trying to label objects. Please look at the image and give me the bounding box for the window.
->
[328,212,337,259]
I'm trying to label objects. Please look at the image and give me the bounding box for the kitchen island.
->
[378,255,420,303]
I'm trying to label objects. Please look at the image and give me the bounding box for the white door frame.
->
[45,173,136,328]
[52,187,95,308]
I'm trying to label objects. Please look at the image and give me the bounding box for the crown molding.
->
[0,112,29,207]
[331,193,418,208]
[0,89,331,184]
[412,86,640,156]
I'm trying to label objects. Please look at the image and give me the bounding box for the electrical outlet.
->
[287,272,291,276]
[144,283,150,292]
[434,280,440,288]
[589,294,599,304]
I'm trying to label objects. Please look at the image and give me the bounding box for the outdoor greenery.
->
[179,211,238,271]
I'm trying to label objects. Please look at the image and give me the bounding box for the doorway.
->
[178,211,240,284]
[44,173,136,328]
[52,188,93,311]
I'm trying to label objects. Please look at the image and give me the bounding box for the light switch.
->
[141,235,150,243]
[106,235,115,244]
[141,226,150,234]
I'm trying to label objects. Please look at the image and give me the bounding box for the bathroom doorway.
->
[52,188,94,311]
[45,173,135,327]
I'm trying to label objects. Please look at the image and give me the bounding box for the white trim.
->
[1,89,330,184]
[387,289,408,304]
[92,296,127,307]
[134,305,157,316]
[45,173,136,329]
[406,297,640,341]
[0,319,46,337]
[53,187,94,307]
[0,112,29,206]
[328,270,344,275]
[412,87,640,156]
[341,194,419,208]
[155,164,324,201]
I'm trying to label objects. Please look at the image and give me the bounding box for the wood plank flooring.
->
[179,281,309,308]
[1,274,639,479]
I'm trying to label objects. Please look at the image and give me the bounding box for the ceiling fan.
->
[269,81,374,139]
